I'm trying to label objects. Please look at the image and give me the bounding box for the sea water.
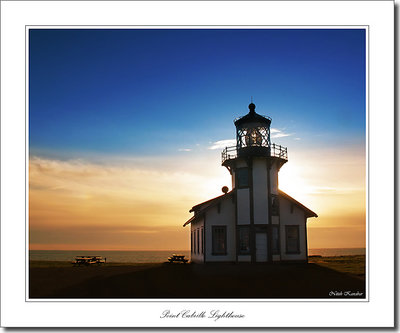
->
[29,250,191,263]
[29,248,365,263]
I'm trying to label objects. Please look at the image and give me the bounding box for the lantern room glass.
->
[237,125,270,149]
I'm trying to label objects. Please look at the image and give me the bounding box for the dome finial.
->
[248,99,256,113]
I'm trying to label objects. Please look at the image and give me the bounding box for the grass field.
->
[29,255,365,299]
[308,255,365,279]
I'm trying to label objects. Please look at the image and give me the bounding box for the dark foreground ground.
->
[29,255,365,299]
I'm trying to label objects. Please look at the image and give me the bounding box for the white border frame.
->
[1,1,394,327]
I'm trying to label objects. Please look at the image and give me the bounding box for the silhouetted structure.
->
[184,103,317,263]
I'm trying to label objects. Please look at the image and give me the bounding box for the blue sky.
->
[29,28,367,250]
[29,28,366,158]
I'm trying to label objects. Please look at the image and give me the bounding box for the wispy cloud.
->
[208,139,235,150]
[178,148,192,152]
[29,155,232,249]
[271,128,293,138]
[29,224,188,250]
[208,130,292,148]
[308,186,364,195]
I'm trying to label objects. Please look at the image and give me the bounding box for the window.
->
[201,228,204,254]
[238,226,250,255]
[192,230,196,253]
[286,226,300,254]
[212,226,227,255]
[271,194,279,216]
[238,126,269,148]
[245,128,262,146]
[237,168,249,188]
[196,229,199,254]
[272,225,280,254]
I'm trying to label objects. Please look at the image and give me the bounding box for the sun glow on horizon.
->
[29,139,365,251]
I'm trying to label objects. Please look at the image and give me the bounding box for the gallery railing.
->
[221,143,288,164]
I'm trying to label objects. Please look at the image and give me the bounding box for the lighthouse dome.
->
[234,103,271,128]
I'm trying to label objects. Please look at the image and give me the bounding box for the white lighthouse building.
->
[184,103,317,263]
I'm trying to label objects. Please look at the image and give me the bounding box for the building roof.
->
[183,189,317,227]
[189,191,233,213]
[278,190,318,218]
[234,103,271,127]
[183,191,234,227]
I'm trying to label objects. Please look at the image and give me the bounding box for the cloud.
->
[308,186,364,195]
[29,139,366,250]
[29,224,189,250]
[208,130,292,149]
[29,154,232,250]
[307,224,365,248]
[270,128,293,138]
[178,148,192,152]
[208,139,236,150]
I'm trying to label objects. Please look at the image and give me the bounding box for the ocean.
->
[29,248,365,263]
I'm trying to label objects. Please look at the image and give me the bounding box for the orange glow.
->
[29,143,365,250]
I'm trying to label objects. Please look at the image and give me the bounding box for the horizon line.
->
[29,247,366,251]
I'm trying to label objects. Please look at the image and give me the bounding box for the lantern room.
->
[234,103,272,158]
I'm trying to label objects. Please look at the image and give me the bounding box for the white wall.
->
[190,218,204,263]
[252,158,269,224]
[205,195,236,262]
[279,196,307,261]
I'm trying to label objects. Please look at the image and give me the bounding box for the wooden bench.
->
[167,254,188,264]
[73,256,106,266]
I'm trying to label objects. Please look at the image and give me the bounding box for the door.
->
[255,232,268,262]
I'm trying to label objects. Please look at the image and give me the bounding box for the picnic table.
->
[167,254,189,264]
[73,256,106,266]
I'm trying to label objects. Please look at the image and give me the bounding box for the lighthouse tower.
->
[184,102,317,264]
[222,102,288,263]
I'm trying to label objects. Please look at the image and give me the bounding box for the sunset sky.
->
[29,28,366,250]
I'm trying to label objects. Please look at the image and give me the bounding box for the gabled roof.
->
[183,189,317,227]
[189,191,233,213]
[278,190,318,218]
[183,191,234,227]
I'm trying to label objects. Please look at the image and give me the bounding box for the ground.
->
[29,255,365,299]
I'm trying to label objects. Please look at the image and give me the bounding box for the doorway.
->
[255,232,268,262]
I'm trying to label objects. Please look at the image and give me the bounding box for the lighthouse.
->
[184,103,317,264]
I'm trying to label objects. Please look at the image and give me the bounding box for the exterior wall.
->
[235,159,248,168]
[237,255,251,262]
[270,160,280,261]
[190,218,204,263]
[271,216,279,224]
[269,162,279,195]
[252,158,269,225]
[237,188,250,224]
[272,254,281,261]
[279,196,307,261]
[205,195,236,262]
